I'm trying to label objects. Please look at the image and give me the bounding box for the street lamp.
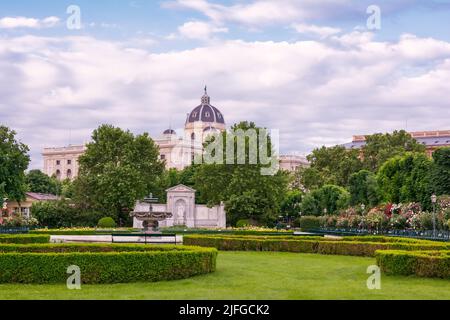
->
[431,194,437,238]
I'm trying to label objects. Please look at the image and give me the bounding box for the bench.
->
[111,233,178,245]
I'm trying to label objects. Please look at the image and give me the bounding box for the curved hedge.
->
[0,244,217,284]
[376,250,450,278]
[0,234,50,244]
[183,235,450,257]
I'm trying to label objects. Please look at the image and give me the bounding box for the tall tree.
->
[26,170,61,195]
[194,121,289,226]
[0,125,30,201]
[362,130,426,172]
[74,125,164,225]
[430,147,450,196]
[300,145,363,189]
[348,170,380,206]
[377,152,432,208]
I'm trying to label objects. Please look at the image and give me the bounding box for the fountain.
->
[130,194,173,233]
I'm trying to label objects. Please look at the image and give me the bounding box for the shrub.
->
[376,250,450,278]
[298,216,320,231]
[0,234,50,244]
[236,219,254,228]
[0,244,217,284]
[98,217,117,228]
[1,215,39,227]
[184,235,450,257]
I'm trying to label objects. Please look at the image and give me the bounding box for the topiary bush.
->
[376,250,450,278]
[0,234,50,244]
[298,216,321,231]
[98,217,117,228]
[0,244,217,284]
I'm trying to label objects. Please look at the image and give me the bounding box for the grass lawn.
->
[0,251,449,300]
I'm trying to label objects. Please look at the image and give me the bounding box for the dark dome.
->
[187,90,225,124]
[163,129,176,135]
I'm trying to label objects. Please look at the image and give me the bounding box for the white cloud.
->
[1,31,450,170]
[292,23,341,38]
[0,16,60,29]
[177,21,228,40]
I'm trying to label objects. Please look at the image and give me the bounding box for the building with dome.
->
[42,88,308,179]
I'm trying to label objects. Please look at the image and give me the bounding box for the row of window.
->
[55,169,72,179]
[56,159,73,165]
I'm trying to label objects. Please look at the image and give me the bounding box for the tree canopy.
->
[0,125,30,201]
[26,170,61,195]
[73,125,164,225]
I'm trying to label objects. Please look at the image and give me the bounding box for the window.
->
[56,160,61,165]
[160,154,166,160]
[67,160,72,165]
[67,169,72,179]
[56,170,61,180]
[191,133,196,140]
[205,112,210,117]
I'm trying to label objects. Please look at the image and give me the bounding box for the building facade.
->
[133,184,226,229]
[4,192,59,218]
[344,130,450,157]
[42,89,308,179]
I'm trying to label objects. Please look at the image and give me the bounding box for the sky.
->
[0,0,450,169]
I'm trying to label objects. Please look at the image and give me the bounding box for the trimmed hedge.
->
[376,250,450,278]
[0,244,217,284]
[184,235,450,257]
[0,234,50,244]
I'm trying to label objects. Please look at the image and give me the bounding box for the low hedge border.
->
[183,235,450,257]
[0,244,217,284]
[0,234,50,244]
[376,250,450,278]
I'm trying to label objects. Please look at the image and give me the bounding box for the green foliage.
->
[362,130,426,172]
[31,200,104,228]
[0,234,50,244]
[280,190,302,217]
[73,125,164,226]
[301,185,350,215]
[430,148,450,196]
[98,217,117,228]
[298,216,321,231]
[348,170,380,206]
[184,235,450,257]
[235,219,252,228]
[0,244,217,284]
[0,126,30,201]
[194,122,289,226]
[300,146,363,189]
[376,250,450,278]
[25,170,61,195]
[377,152,432,208]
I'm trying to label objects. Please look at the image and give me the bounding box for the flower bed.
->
[0,243,217,284]
[183,235,450,257]
[376,250,450,279]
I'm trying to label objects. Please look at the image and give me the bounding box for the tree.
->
[194,121,289,226]
[280,190,303,217]
[74,125,164,225]
[362,130,426,172]
[300,146,363,189]
[430,147,450,196]
[301,184,350,216]
[348,170,380,206]
[0,125,30,201]
[26,170,61,195]
[377,152,432,208]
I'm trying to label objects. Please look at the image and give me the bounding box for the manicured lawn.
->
[0,251,449,300]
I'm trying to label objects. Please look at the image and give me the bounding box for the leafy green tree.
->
[301,146,363,189]
[194,121,289,226]
[430,147,450,196]
[301,184,350,216]
[74,125,164,226]
[0,125,30,201]
[26,170,61,195]
[348,170,380,206]
[377,152,432,208]
[362,130,426,172]
[280,190,303,218]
